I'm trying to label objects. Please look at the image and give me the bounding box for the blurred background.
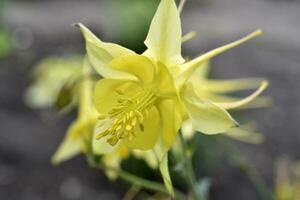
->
[0,0,300,199]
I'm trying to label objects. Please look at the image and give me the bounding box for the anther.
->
[98,114,107,120]
[131,117,137,126]
[115,88,124,95]
[125,125,132,131]
[107,137,118,146]
[140,124,144,132]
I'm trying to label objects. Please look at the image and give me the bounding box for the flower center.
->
[96,88,157,146]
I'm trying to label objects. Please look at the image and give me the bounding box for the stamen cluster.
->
[96,88,157,146]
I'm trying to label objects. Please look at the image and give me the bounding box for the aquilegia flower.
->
[76,0,268,193]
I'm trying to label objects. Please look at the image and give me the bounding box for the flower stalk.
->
[101,165,187,200]
[179,132,204,200]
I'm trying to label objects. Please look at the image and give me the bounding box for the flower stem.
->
[233,156,273,200]
[122,185,140,200]
[223,139,273,200]
[91,162,186,200]
[179,133,204,200]
[117,168,186,200]
[245,165,273,200]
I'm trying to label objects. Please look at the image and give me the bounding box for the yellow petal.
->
[176,30,263,86]
[153,140,174,196]
[144,0,184,66]
[184,98,238,134]
[102,154,121,180]
[157,99,183,150]
[102,145,129,180]
[225,124,264,144]
[156,62,179,96]
[189,61,211,81]
[181,119,195,140]
[125,106,160,150]
[93,79,141,114]
[109,55,155,84]
[78,58,96,117]
[132,149,158,169]
[51,123,82,165]
[182,84,238,134]
[216,81,268,110]
[159,153,173,196]
[51,138,81,165]
[75,23,136,80]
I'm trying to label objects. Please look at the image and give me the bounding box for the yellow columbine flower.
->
[76,0,268,194]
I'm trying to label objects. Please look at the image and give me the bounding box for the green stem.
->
[179,133,203,200]
[237,158,273,200]
[122,185,140,200]
[92,163,186,200]
[117,169,186,200]
[223,139,273,200]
